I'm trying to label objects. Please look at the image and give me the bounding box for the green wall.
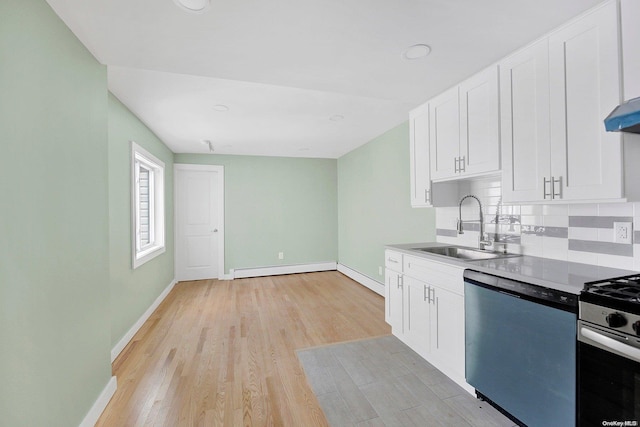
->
[337,122,436,281]
[0,3,433,425]
[108,94,175,348]
[174,154,338,273]
[0,0,112,425]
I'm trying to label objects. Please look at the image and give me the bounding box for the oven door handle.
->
[580,326,640,363]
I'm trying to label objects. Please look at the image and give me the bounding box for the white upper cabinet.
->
[548,0,622,201]
[429,86,460,180]
[409,103,431,207]
[500,40,552,203]
[459,67,500,176]
[502,0,622,203]
[430,66,500,181]
[621,0,640,100]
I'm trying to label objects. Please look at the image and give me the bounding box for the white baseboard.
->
[337,264,384,296]
[78,376,117,427]
[111,278,176,362]
[231,262,337,279]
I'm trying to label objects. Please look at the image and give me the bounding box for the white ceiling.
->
[46,0,604,158]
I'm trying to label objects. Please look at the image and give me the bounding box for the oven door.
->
[578,321,640,426]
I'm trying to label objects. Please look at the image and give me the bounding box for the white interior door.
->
[175,164,224,281]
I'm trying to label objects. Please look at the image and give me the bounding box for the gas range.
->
[578,274,640,425]
[581,275,640,335]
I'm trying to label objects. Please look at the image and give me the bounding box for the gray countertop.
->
[386,242,638,295]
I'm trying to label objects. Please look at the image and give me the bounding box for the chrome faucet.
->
[457,194,492,250]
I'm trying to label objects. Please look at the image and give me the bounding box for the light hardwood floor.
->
[96,271,390,426]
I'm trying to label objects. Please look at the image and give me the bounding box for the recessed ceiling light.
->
[329,115,344,121]
[213,104,229,112]
[173,0,210,13]
[403,44,432,60]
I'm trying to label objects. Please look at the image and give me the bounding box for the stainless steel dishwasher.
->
[464,270,578,427]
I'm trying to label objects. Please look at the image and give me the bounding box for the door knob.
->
[213,229,218,233]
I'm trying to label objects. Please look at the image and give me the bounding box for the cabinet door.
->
[409,103,432,207]
[430,285,465,378]
[459,66,500,176]
[500,40,552,203]
[405,276,430,356]
[549,0,622,201]
[429,86,460,180]
[385,269,404,334]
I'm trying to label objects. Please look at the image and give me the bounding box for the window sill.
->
[133,245,166,269]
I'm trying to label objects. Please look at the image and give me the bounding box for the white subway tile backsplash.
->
[543,215,569,228]
[485,187,501,198]
[599,253,635,270]
[433,179,640,272]
[568,203,598,216]
[500,205,521,215]
[568,227,598,241]
[543,237,568,261]
[597,228,615,243]
[520,215,543,226]
[568,250,599,265]
[634,203,640,223]
[598,202,634,217]
[634,246,640,271]
[543,204,569,216]
[436,235,459,246]
[520,234,543,256]
[520,205,543,215]
[436,207,458,228]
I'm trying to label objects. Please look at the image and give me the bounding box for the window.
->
[131,142,165,268]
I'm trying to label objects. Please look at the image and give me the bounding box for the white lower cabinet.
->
[385,268,404,334]
[404,276,430,356]
[385,250,404,334]
[429,284,464,377]
[385,250,470,392]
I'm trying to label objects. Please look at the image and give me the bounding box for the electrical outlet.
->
[278,252,284,260]
[614,222,633,244]
[378,266,383,275]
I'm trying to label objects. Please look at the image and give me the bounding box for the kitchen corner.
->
[384,241,639,426]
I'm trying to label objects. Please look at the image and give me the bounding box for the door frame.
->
[174,163,226,280]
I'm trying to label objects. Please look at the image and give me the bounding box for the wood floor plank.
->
[96,271,390,426]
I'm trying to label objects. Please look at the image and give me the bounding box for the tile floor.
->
[297,335,518,427]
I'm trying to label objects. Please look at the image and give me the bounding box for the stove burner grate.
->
[584,276,640,302]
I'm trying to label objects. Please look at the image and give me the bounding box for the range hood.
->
[604,96,640,134]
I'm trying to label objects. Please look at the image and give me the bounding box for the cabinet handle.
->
[459,156,466,173]
[387,257,398,263]
[454,157,459,173]
[552,176,562,199]
[543,177,552,199]
[397,275,403,289]
[435,295,439,348]
[424,188,430,203]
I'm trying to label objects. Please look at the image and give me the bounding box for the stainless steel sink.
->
[412,246,521,261]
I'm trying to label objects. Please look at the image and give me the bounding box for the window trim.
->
[131,141,165,269]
